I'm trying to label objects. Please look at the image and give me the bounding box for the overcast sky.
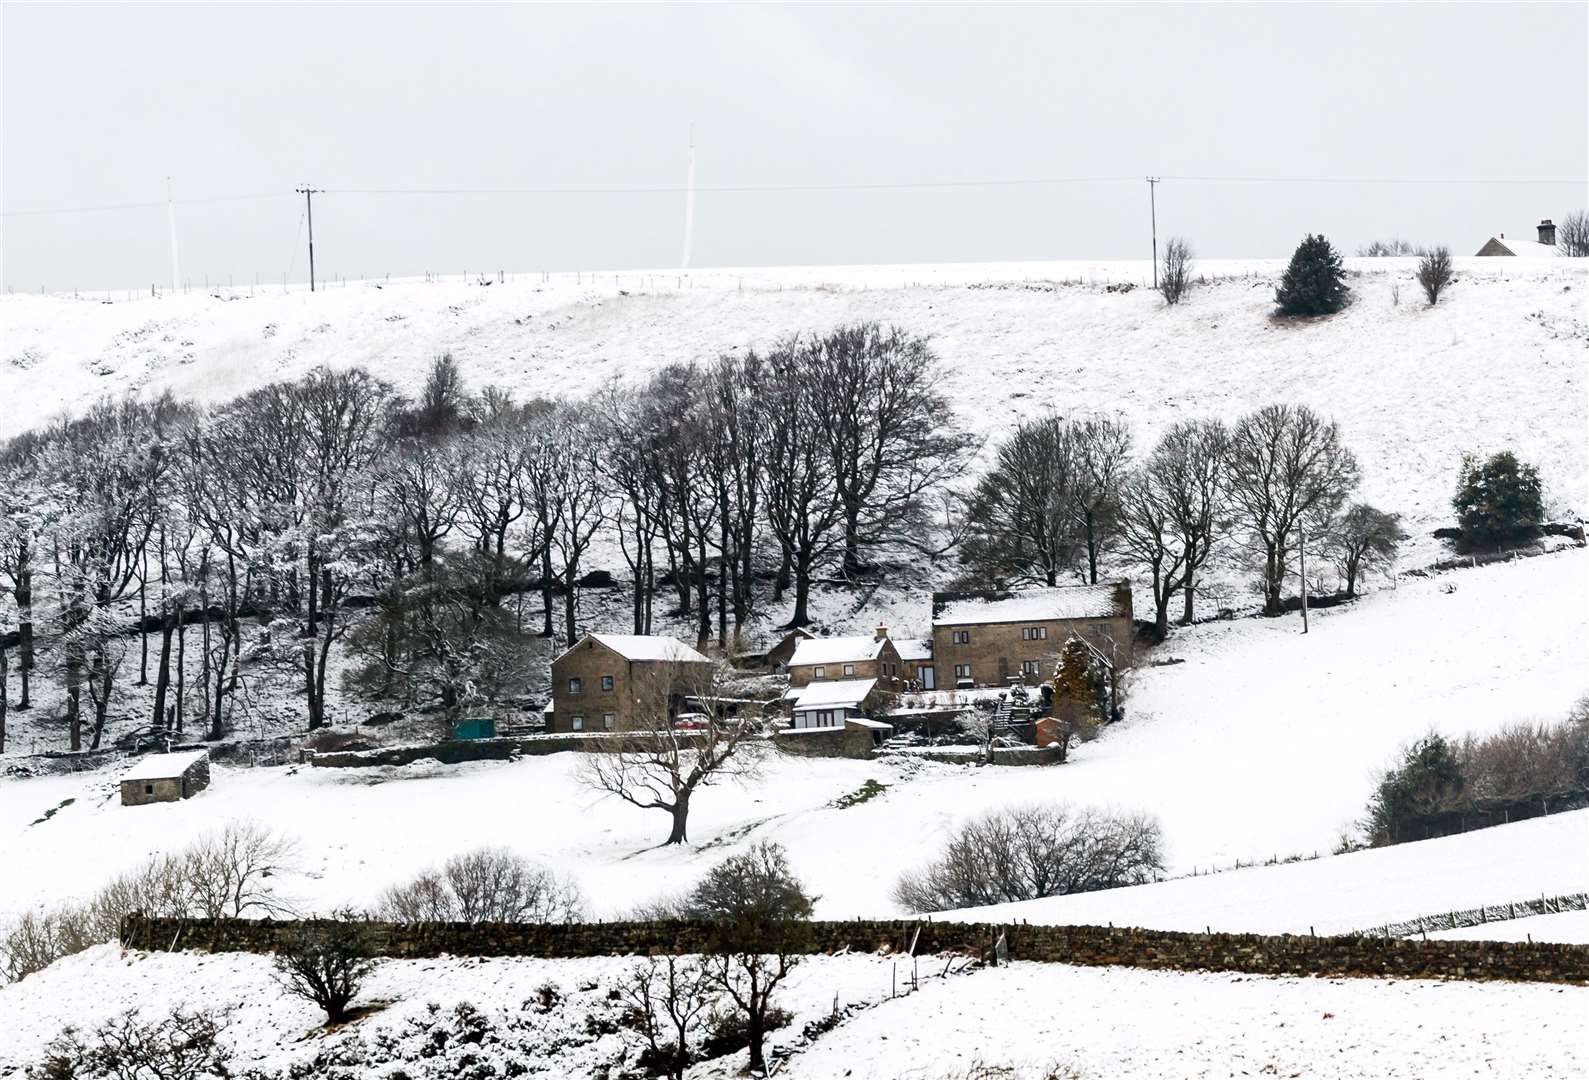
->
[4,2,1585,289]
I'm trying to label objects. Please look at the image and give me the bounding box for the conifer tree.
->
[1274,233,1350,316]
[1452,451,1544,546]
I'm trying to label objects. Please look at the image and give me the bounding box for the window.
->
[600,675,614,691]
[602,713,615,730]
[570,715,585,731]
[951,630,970,645]
[567,677,583,695]
[1022,626,1047,641]
[144,784,154,795]
[842,663,856,676]
[954,663,971,679]
[1022,660,1042,677]
[813,665,826,679]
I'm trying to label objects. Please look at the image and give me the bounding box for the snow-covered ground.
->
[1430,910,1589,944]
[958,808,1589,937]
[777,960,1589,1079]
[4,551,1584,927]
[4,257,1584,579]
[6,944,1581,1079]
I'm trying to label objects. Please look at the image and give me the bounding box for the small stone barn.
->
[120,750,211,806]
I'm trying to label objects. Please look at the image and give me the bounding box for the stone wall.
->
[119,915,1589,985]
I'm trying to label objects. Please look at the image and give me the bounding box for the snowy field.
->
[3,256,1585,581]
[4,550,1584,927]
[5,945,1582,1078]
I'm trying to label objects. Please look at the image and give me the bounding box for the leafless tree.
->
[803,324,973,575]
[1556,210,1589,257]
[1416,246,1454,305]
[1226,404,1359,616]
[578,661,766,845]
[1328,503,1406,597]
[618,956,717,1080]
[1158,237,1195,305]
[1148,419,1229,624]
[34,1007,230,1079]
[961,415,1081,588]
[1068,416,1134,584]
[272,910,379,1024]
[893,803,1164,912]
[375,847,583,923]
[1116,469,1188,642]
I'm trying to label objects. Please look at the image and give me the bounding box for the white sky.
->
[3,2,1585,289]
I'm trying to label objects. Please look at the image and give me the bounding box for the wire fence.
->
[1359,892,1589,940]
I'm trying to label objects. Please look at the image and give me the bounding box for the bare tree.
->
[618,956,717,1080]
[960,415,1081,588]
[1416,246,1454,305]
[1158,237,1195,305]
[893,803,1164,912]
[272,910,379,1025]
[375,847,583,923]
[1328,503,1406,597]
[1068,416,1134,584]
[1115,469,1188,642]
[703,933,802,1076]
[1226,404,1360,616]
[578,662,765,845]
[1556,210,1589,257]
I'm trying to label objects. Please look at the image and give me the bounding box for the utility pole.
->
[680,124,697,270]
[1147,177,1160,288]
[166,177,181,295]
[1299,523,1310,635]
[295,185,322,291]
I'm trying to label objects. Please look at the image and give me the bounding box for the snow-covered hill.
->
[5,550,1583,926]
[4,257,1585,575]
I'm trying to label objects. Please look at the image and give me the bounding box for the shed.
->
[789,677,882,728]
[453,716,497,741]
[119,750,211,806]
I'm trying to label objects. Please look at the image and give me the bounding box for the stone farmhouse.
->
[1476,220,1562,257]
[548,633,710,734]
[120,750,210,806]
[926,581,1134,689]
[786,627,906,689]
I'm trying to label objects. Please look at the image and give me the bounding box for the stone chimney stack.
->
[1538,219,1556,246]
[874,624,888,641]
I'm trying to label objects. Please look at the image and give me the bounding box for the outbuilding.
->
[119,750,211,806]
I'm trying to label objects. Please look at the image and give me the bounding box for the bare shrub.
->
[32,1006,229,1080]
[617,956,716,1080]
[272,910,379,1025]
[375,847,584,923]
[1416,246,1454,305]
[2,821,296,983]
[894,804,1165,912]
[679,841,815,924]
[1158,237,1194,305]
[1557,210,1589,257]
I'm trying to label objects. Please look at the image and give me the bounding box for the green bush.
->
[1275,234,1350,316]
[1452,451,1544,546]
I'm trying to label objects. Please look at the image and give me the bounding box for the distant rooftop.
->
[560,633,710,664]
[790,677,878,711]
[932,582,1131,627]
[789,635,890,667]
[120,750,208,782]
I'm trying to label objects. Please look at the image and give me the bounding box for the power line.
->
[5,173,1583,218]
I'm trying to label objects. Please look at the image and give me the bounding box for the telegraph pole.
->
[1147,176,1160,288]
[295,185,322,291]
[1299,523,1310,634]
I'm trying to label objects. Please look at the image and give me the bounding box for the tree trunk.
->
[15,547,32,710]
[175,603,186,734]
[773,542,792,601]
[746,1008,767,1074]
[151,602,174,730]
[665,791,691,845]
[0,642,8,754]
[539,544,555,638]
[842,500,862,575]
[789,554,814,628]
[1181,581,1196,624]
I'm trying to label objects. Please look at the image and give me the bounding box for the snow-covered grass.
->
[3,257,1584,580]
[1431,910,1589,944]
[777,960,1589,1079]
[957,808,1589,938]
[4,551,1584,928]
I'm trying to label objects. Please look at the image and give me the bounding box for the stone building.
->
[786,627,905,689]
[786,676,887,728]
[1476,221,1562,257]
[927,582,1134,689]
[548,633,711,734]
[119,750,211,806]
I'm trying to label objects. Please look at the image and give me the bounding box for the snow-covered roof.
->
[559,633,710,665]
[1481,235,1561,258]
[790,678,878,711]
[845,717,894,731]
[120,750,208,782]
[932,583,1130,627]
[894,638,932,662]
[789,635,888,667]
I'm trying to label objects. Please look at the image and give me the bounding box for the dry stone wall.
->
[119,915,1589,985]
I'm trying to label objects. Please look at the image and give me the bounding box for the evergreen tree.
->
[1363,735,1465,845]
[1452,451,1544,546]
[1274,234,1350,316]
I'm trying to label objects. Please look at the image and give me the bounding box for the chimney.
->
[874,624,888,641]
[1538,219,1556,246]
